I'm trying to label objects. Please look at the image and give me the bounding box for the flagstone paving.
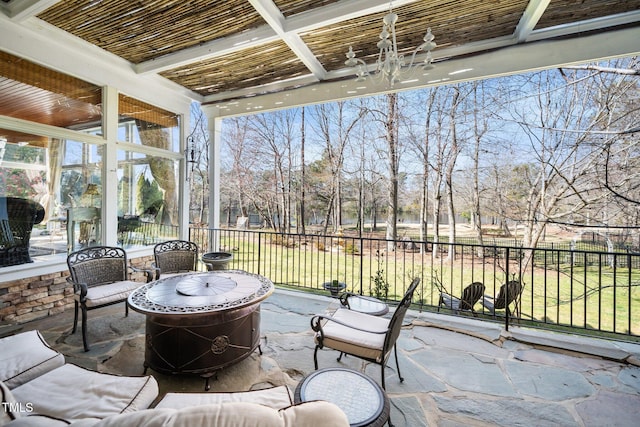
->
[10,288,640,426]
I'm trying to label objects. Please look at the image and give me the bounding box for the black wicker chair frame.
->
[67,246,152,351]
[311,277,420,390]
[0,197,45,267]
[152,240,199,280]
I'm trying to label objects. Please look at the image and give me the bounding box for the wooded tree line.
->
[188,57,640,251]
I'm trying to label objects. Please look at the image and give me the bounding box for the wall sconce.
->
[185,135,198,181]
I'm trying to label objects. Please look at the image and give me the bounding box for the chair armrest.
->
[129,265,155,283]
[339,292,384,308]
[310,314,387,335]
[66,276,88,300]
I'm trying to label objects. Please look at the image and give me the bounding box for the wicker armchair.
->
[152,240,199,280]
[66,246,152,351]
[0,197,45,267]
[311,277,420,390]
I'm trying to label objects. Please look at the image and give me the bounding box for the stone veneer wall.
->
[0,255,154,324]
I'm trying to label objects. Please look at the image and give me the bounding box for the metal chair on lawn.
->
[437,281,486,316]
[482,280,523,318]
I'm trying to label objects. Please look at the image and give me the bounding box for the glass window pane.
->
[118,94,180,152]
[0,130,102,267]
[117,150,179,248]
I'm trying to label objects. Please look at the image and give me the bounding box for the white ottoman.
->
[0,330,65,389]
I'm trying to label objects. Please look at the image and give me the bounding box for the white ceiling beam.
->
[135,25,280,74]
[5,0,60,22]
[136,0,419,76]
[204,26,640,117]
[285,0,417,33]
[527,10,640,42]
[514,0,551,42]
[248,0,326,80]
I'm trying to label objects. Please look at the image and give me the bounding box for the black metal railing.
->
[189,227,640,340]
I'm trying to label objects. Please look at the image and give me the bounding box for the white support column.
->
[102,86,119,246]
[201,105,221,253]
[202,106,221,231]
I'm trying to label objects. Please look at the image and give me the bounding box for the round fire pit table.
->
[127,270,273,389]
[202,251,233,271]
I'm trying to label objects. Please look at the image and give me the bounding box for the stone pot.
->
[322,281,346,297]
[202,252,233,271]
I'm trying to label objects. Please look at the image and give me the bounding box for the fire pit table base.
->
[144,304,261,383]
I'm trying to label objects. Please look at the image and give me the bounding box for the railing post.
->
[505,247,510,331]
[257,232,262,276]
[359,238,364,295]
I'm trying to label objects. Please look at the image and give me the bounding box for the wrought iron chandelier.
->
[344,2,436,86]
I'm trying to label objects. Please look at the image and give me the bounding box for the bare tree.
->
[299,106,306,234]
[444,87,462,260]
[249,110,300,232]
[309,101,363,233]
[188,104,210,225]
[500,68,625,269]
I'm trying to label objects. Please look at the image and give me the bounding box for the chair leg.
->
[72,300,79,334]
[394,345,404,383]
[81,304,89,352]
[337,352,344,362]
[381,363,386,390]
[313,345,319,370]
[125,301,129,317]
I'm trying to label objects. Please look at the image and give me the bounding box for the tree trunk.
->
[299,106,306,235]
[385,93,399,249]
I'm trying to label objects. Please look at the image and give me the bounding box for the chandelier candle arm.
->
[344,8,436,86]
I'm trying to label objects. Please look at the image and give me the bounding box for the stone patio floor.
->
[9,288,640,427]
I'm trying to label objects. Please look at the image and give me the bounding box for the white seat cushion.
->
[77,280,140,307]
[315,308,390,362]
[11,364,158,421]
[156,385,293,410]
[91,401,349,427]
[0,331,65,389]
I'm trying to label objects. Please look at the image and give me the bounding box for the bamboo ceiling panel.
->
[302,0,530,73]
[119,94,179,128]
[160,41,307,96]
[273,0,341,18]
[37,0,266,64]
[536,0,640,30]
